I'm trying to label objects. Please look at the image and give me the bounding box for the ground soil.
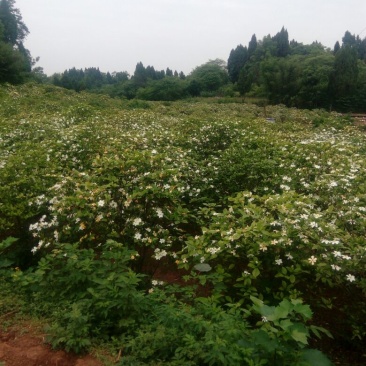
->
[0,321,103,366]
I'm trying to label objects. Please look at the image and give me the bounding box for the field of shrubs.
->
[0,83,365,365]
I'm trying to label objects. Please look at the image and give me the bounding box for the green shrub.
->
[15,240,146,352]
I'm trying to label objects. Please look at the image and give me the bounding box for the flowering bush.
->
[1,84,365,362]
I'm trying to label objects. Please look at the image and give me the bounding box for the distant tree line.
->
[1,0,366,111]
[228,28,366,111]
[47,27,366,111]
[50,59,230,101]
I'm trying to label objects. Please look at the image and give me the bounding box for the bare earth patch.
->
[0,322,103,366]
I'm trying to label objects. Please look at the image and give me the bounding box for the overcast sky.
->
[16,0,366,76]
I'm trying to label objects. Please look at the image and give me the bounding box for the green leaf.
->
[252,267,260,278]
[294,303,313,320]
[91,278,108,285]
[0,237,18,252]
[279,318,293,331]
[300,349,333,366]
[290,323,309,345]
[291,329,308,345]
[291,298,303,306]
[194,263,212,272]
[0,259,14,268]
[310,325,333,339]
[250,296,264,308]
[251,330,278,352]
[262,305,276,321]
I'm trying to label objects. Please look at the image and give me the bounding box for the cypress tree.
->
[227,44,248,83]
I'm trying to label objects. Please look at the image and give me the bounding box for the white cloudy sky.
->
[16,0,366,76]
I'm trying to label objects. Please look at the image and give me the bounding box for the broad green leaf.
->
[252,267,260,278]
[0,259,14,268]
[251,330,278,352]
[194,263,212,272]
[250,296,264,308]
[294,303,313,320]
[272,305,289,321]
[0,237,18,251]
[300,349,333,366]
[291,323,309,345]
[279,318,293,331]
[291,329,308,345]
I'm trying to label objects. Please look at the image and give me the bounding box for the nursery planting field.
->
[0,84,366,365]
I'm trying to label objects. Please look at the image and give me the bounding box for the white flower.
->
[275,259,283,265]
[331,264,341,271]
[133,217,143,226]
[154,248,168,260]
[109,201,118,208]
[134,232,142,240]
[207,247,220,255]
[280,184,290,191]
[98,200,105,207]
[156,208,164,218]
[308,256,317,265]
[346,274,356,282]
[261,316,268,323]
[259,244,268,252]
[96,214,103,222]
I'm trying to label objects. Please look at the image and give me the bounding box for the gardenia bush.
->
[1,83,365,365]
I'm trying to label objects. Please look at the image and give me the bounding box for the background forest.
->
[1,0,366,112]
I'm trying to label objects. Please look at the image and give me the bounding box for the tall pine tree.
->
[227,44,248,83]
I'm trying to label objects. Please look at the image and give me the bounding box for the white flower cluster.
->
[154,248,168,260]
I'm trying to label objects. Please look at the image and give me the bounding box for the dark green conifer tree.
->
[273,27,290,57]
[227,44,248,83]
[329,45,359,109]
[333,41,340,54]
[133,62,148,87]
[248,34,257,57]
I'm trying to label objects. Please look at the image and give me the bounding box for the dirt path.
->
[352,114,366,127]
[0,323,103,366]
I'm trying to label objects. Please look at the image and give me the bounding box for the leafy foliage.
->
[2,84,366,364]
[0,0,32,83]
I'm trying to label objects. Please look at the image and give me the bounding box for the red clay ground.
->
[0,322,103,366]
